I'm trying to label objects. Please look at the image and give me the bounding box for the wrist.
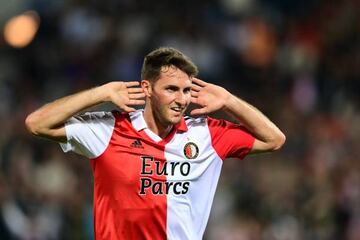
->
[91,84,110,103]
[222,92,237,112]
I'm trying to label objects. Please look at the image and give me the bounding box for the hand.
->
[103,81,145,112]
[190,78,231,115]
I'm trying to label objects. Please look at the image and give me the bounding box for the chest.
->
[91,126,220,193]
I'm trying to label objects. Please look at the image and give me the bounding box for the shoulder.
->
[71,111,115,123]
[111,110,128,119]
[183,115,231,129]
[184,115,229,127]
[184,115,207,128]
[60,111,117,158]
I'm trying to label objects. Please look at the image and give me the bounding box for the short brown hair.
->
[141,47,198,82]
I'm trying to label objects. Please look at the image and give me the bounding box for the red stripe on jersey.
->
[91,112,169,240]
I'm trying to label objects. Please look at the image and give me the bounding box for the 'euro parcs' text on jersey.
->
[60,109,255,240]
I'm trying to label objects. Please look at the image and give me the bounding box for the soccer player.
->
[25,47,285,239]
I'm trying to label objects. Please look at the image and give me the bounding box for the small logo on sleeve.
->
[130,139,144,149]
[183,142,199,159]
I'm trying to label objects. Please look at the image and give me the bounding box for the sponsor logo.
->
[139,156,190,195]
[130,139,144,149]
[183,142,199,159]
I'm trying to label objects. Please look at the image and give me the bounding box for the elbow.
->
[270,131,286,151]
[252,131,286,154]
[25,114,41,136]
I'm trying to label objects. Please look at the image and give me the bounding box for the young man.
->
[25,47,285,239]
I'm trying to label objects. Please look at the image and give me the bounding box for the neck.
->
[143,106,173,139]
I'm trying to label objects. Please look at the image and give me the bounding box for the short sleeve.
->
[207,117,255,160]
[59,112,115,158]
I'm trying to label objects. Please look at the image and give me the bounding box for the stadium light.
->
[4,11,40,48]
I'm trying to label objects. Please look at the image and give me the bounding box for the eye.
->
[184,87,191,94]
[166,86,178,92]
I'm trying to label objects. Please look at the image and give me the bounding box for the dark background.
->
[0,0,359,239]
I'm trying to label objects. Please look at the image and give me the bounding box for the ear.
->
[141,80,152,97]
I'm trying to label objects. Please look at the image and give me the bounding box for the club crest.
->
[183,142,199,159]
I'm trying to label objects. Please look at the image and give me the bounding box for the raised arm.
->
[190,78,285,153]
[25,81,145,142]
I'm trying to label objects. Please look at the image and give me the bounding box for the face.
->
[144,65,192,127]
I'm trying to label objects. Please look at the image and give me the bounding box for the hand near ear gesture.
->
[190,78,232,116]
[104,81,145,112]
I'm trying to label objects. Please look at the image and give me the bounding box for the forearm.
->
[25,85,107,135]
[223,94,285,150]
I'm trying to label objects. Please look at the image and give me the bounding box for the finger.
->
[111,94,126,109]
[191,97,199,104]
[192,78,207,87]
[129,93,145,99]
[125,81,140,87]
[127,99,145,105]
[190,108,207,116]
[191,90,199,97]
[191,84,202,91]
[127,87,144,93]
[122,106,136,112]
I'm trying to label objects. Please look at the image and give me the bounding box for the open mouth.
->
[170,107,183,113]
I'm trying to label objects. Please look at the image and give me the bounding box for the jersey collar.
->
[129,109,188,132]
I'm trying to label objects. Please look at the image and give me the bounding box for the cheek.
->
[152,93,172,113]
[186,94,191,104]
[155,92,175,105]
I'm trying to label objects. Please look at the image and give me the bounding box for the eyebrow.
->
[165,85,179,89]
[165,85,191,90]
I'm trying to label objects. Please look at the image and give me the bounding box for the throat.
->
[143,109,174,139]
[157,125,173,139]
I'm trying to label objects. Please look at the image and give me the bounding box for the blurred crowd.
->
[0,0,360,239]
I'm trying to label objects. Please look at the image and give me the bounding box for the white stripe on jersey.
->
[165,117,223,239]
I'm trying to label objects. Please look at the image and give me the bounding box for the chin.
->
[171,118,182,125]
[166,115,182,125]
[159,108,185,126]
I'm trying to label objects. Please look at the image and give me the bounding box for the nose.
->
[175,91,188,106]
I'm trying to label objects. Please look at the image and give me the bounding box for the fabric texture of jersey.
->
[60,109,255,240]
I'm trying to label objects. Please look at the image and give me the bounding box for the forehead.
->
[156,65,192,86]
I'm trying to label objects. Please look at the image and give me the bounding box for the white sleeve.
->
[59,111,115,158]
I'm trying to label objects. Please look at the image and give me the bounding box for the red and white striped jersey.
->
[60,109,255,240]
